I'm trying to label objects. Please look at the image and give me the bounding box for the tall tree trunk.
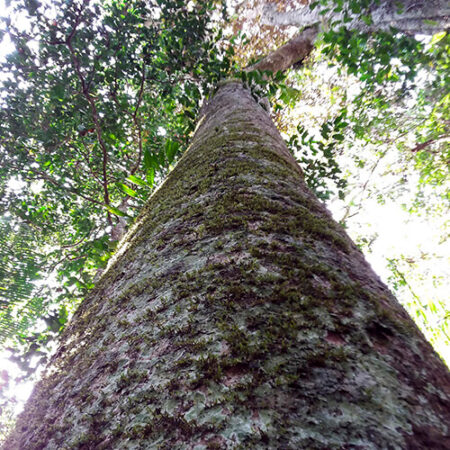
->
[5,81,449,449]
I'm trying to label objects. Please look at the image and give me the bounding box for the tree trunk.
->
[262,0,450,35]
[5,81,450,449]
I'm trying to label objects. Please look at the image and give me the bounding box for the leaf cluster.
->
[0,0,232,363]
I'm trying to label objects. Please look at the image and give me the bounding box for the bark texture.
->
[5,81,450,449]
[262,0,450,35]
[249,26,319,73]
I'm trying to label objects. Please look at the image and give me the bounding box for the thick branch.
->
[248,26,319,74]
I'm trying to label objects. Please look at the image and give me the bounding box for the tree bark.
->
[249,26,319,73]
[5,81,450,449]
[261,0,450,36]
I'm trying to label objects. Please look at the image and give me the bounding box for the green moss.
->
[117,369,148,390]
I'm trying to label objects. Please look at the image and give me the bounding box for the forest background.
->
[0,0,448,440]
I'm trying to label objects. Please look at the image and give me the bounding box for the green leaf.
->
[284,86,300,102]
[117,182,137,197]
[146,167,155,187]
[144,149,156,171]
[127,175,148,187]
[165,139,180,163]
[106,206,129,217]
[361,14,372,26]
[430,31,447,46]
[51,83,65,100]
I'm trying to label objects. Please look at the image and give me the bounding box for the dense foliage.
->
[312,3,449,350]
[0,0,233,361]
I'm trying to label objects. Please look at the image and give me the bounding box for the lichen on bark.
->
[4,81,450,450]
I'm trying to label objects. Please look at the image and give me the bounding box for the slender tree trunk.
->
[5,81,450,449]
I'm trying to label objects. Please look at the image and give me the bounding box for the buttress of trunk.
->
[5,81,449,449]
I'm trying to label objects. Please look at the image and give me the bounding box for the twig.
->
[131,64,147,175]
[410,135,448,153]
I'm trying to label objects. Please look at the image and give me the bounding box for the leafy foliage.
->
[287,115,348,201]
[320,21,449,212]
[0,0,231,358]
[0,217,43,342]
[313,10,449,351]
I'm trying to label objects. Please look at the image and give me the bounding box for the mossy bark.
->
[5,81,450,449]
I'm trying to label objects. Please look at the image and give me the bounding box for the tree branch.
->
[65,10,113,226]
[247,26,319,74]
[410,135,448,153]
[261,0,450,35]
